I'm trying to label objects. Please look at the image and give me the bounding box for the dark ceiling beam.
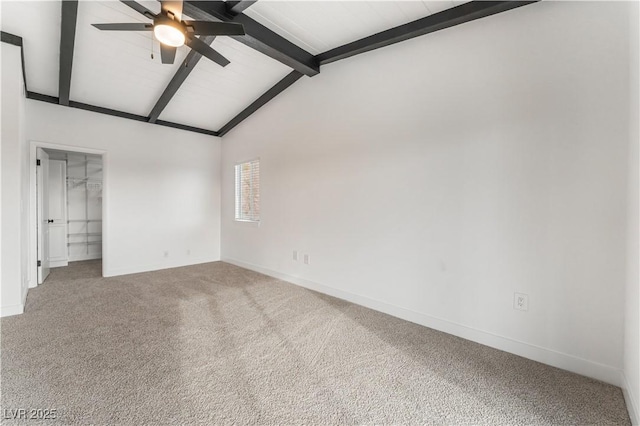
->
[226,0,258,15]
[317,1,539,65]
[155,119,219,136]
[148,35,216,123]
[1,31,28,91]
[59,0,79,106]
[1,31,22,46]
[218,70,303,137]
[183,1,319,76]
[26,91,220,137]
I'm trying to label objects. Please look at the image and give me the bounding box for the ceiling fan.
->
[92,0,245,67]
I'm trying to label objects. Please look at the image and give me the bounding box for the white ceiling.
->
[244,1,469,55]
[0,0,468,133]
[1,1,61,96]
[158,36,291,130]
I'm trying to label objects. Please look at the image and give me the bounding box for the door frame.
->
[36,147,51,284]
[29,141,108,288]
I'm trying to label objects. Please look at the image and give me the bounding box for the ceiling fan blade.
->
[184,21,245,36]
[160,44,177,64]
[120,1,156,19]
[161,0,183,21]
[186,36,230,67]
[92,23,153,31]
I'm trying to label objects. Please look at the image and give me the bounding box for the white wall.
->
[26,100,222,278]
[221,1,631,386]
[624,1,639,423]
[1,43,28,317]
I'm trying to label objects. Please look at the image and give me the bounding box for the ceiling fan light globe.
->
[154,24,185,47]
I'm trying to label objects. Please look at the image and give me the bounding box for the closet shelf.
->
[67,161,102,167]
[64,154,103,258]
[67,177,102,182]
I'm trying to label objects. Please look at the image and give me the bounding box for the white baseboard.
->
[2,280,32,317]
[622,371,640,425]
[50,260,69,268]
[103,257,220,278]
[0,303,24,317]
[222,257,623,387]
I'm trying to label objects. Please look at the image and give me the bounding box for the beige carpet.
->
[0,260,631,425]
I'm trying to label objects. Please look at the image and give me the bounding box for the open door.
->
[37,148,51,284]
[48,159,68,267]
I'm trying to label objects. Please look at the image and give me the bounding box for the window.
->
[235,159,260,222]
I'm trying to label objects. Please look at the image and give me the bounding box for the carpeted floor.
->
[0,260,631,425]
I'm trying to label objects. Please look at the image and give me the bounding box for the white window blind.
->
[235,159,260,222]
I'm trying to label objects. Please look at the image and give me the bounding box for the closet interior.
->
[44,149,103,268]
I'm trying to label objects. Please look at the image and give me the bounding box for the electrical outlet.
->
[514,293,529,311]
[164,251,169,258]
[293,250,298,261]
[303,254,310,265]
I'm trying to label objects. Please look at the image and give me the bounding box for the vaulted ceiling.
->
[0,0,538,137]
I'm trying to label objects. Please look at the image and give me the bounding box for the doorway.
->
[32,143,106,285]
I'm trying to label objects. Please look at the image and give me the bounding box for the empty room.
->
[1,0,638,424]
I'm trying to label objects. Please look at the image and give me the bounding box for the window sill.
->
[234,220,260,228]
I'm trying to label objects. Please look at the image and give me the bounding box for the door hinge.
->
[37,260,41,267]
[36,159,41,166]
